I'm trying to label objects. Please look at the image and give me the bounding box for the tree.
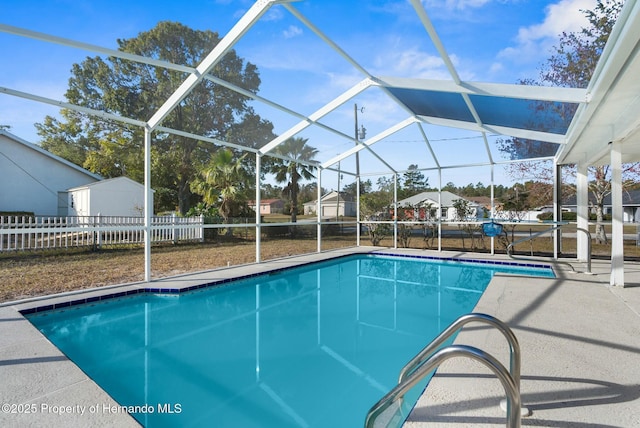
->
[268,137,318,223]
[376,176,394,193]
[442,182,457,193]
[395,201,414,248]
[260,183,284,199]
[419,201,439,249]
[452,198,482,250]
[342,179,372,198]
[497,0,628,244]
[360,191,392,245]
[591,165,611,243]
[191,148,250,234]
[401,164,429,198]
[36,21,272,215]
[83,132,144,181]
[297,182,327,207]
[496,184,532,248]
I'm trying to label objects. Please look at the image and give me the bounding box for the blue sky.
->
[0,0,597,188]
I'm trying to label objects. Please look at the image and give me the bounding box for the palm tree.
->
[269,137,318,223]
[191,148,249,234]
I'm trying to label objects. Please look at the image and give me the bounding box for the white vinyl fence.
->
[0,214,204,252]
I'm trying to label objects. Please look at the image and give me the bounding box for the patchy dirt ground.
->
[0,238,352,302]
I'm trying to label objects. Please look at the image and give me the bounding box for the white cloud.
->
[518,0,594,40]
[244,40,330,73]
[394,49,444,73]
[489,62,504,74]
[299,70,362,107]
[498,0,596,63]
[373,44,450,79]
[283,25,302,39]
[357,90,406,128]
[376,44,482,81]
[263,7,284,22]
[444,0,491,9]
[326,71,363,91]
[422,0,492,11]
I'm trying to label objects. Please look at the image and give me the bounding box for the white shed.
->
[67,176,152,217]
[0,130,101,216]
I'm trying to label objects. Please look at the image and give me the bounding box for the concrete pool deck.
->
[404,251,640,428]
[1,247,639,427]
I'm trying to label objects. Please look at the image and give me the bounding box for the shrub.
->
[321,223,339,237]
[263,225,290,238]
[537,211,612,221]
[0,211,35,218]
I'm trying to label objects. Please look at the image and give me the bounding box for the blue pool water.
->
[26,254,553,427]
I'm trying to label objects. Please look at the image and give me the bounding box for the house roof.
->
[564,189,640,206]
[321,191,354,203]
[248,199,282,205]
[67,176,147,192]
[397,191,478,208]
[466,196,492,208]
[1,130,102,181]
[302,191,354,205]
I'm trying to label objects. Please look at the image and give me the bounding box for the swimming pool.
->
[26,254,554,427]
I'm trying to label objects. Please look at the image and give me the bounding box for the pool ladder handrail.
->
[364,313,523,428]
[506,224,592,274]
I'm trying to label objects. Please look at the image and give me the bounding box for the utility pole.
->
[354,104,366,178]
[354,104,366,239]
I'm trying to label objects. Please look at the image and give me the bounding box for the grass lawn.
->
[0,237,356,303]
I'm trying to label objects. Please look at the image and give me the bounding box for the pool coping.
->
[5,247,554,316]
[2,247,365,314]
[4,247,636,427]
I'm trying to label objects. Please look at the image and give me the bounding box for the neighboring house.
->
[303,191,356,217]
[563,191,640,222]
[467,196,493,212]
[248,199,284,215]
[0,130,101,216]
[67,176,153,217]
[396,191,485,221]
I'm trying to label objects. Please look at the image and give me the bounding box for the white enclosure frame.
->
[2,0,640,286]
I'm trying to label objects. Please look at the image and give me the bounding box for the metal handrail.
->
[363,313,523,428]
[576,227,592,273]
[398,313,521,391]
[364,345,521,428]
[506,223,592,273]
